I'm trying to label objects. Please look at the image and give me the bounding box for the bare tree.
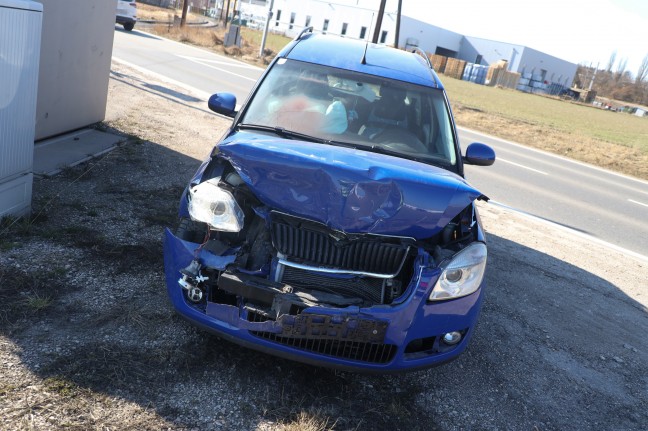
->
[606,50,617,73]
[635,53,648,85]
[615,57,628,82]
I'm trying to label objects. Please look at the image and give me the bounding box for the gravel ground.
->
[1,61,647,431]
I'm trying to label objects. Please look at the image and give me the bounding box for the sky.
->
[398,0,648,76]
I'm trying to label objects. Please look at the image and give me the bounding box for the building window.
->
[289,12,296,30]
[359,26,367,39]
[323,19,329,33]
[305,15,311,27]
[380,30,388,44]
[275,9,281,27]
[341,22,348,36]
[475,55,483,64]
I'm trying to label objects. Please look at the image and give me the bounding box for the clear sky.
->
[399,0,648,77]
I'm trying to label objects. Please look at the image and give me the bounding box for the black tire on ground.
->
[123,22,135,31]
[176,218,207,243]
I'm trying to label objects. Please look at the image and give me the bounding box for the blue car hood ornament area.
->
[218,137,483,240]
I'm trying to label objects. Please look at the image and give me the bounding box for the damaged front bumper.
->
[164,228,485,372]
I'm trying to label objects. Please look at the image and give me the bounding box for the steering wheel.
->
[372,128,428,153]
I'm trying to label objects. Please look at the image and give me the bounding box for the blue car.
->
[164,30,495,372]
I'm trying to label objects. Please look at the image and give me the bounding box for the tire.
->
[176,218,207,243]
[123,22,135,31]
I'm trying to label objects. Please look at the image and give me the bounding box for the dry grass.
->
[146,24,287,67]
[443,77,648,180]
[276,411,337,431]
[139,3,291,66]
[137,3,204,23]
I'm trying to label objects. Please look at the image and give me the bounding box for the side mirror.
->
[464,142,495,166]
[208,93,237,117]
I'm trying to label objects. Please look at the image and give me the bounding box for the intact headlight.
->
[188,178,244,232]
[429,242,487,301]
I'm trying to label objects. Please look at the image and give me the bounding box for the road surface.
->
[112,26,648,258]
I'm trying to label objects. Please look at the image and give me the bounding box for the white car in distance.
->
[116,0,137,31]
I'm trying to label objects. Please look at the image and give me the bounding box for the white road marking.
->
[497,157,548,175]
[628,199,648,208]
[177,55,259,82]
[178,55,260,69]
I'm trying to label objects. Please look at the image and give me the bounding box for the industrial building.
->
[401,16,577,89]
[253,1,577,90]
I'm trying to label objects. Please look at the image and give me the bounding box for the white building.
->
[242,0,399,43]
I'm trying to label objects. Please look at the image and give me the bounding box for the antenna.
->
[411,47,432,69]
[295,26,313,41]
[361,43,369,65]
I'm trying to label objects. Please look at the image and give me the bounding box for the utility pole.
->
[372,0,386,44]
[223,0,231,29]
[180,0,190,27]
[394,0,402,48]
[259,0,275,57]
[589,62,599,91]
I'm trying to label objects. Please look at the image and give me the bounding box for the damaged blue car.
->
[164,30,495,372]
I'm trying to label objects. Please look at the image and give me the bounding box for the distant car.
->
[116,0,137,31]
[164,30,496,372]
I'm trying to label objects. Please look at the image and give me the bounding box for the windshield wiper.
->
[363,145,427,163]
[238,123,326,143]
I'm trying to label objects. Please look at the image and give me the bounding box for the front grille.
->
[251,331,397,364]
[271,216,409,275]
[281,265,385,303]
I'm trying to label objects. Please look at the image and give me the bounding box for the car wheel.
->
[123,22,135,31]
[176,218,207,243]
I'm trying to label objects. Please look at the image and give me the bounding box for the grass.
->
[240,27,293,55]
[137,3,205,23]
[443,77,648,152]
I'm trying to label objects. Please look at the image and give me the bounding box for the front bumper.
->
[163,228,485,372]
[116,16,136,25]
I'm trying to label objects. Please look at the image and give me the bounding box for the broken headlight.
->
[188,178,244,232]
[429,242,487,301]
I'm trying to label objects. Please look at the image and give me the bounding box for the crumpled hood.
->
[216,134,483,239]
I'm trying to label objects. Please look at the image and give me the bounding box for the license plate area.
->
[278,314,388,343]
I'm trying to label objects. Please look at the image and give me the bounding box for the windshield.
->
[241,58,458,166]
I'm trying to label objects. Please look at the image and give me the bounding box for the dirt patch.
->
[1,61,646,430]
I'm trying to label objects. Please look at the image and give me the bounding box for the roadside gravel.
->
[1,60,646,431]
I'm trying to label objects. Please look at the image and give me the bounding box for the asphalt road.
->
[113,26,648,258]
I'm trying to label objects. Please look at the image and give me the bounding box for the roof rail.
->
[295,26,314,41]
[411,47,433,70]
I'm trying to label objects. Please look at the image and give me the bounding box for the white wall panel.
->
[0,0,42,217]
[0,0,42,180]
[33,0,116,140]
